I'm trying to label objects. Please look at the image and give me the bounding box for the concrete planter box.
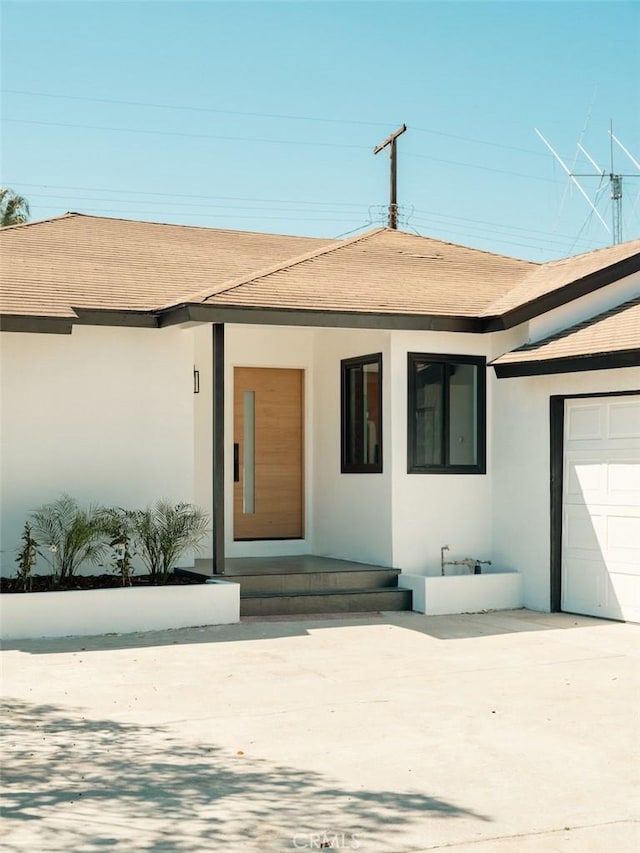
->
[398,569,523,616]
[0,579,240,640]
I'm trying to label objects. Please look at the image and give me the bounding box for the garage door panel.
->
[562,395,640,623]
[562,556,614,618]
[607,462,640,503]
[608,400,640,439]
[564,457,604,500]
[564,505,604,554]
[608,573,640,623]
[607,514,640,559]
[566,405,604,440]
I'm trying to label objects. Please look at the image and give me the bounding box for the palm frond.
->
[1,187,30,227]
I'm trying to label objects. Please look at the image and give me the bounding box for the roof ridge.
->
[389,229,539,265]
[540,236,640,267]
[61,211,332,241]
[0,212,77,232]
[166,226,387,308]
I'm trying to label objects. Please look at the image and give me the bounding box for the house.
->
[1,213,638,621]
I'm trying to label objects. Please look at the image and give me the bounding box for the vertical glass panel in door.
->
[243,390,255,513]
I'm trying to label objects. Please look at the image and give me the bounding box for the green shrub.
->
[101,508,136,586]
[15,522,38,592]
[129,500,209,585]
[30,494,108,584]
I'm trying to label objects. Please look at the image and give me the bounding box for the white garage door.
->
[562,395,640,622]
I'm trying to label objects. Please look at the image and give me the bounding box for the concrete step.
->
[231,568,400,596]
[240,587,413,617]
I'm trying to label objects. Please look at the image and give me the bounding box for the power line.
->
[4,118,564,184]
[410,125,547,158]
[4,118,372,150]
[407,222,569,257]
[22,192,373,217]
[404,150,560,183]
[2,88,395,128]
[408,207,608,247]
[16,188,605,251]
[4,89,545,158]
[406,214,599,254]
[29,204,366,223]
[3,181,369,208]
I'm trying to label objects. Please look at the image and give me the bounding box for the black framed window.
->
[408,353,486,474]
[341,353,382,473]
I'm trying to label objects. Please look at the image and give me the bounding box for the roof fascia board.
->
[0,315,73,334]
[71,308,160,328]
[159,303,483,332]
[483,253,640,332]
[492,349,640,378]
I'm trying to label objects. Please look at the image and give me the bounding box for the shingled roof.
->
[483,238,640,323]
[1,213,639,334]
[492,297,640,376]
[191,227,536,317]
[0,213,328,319]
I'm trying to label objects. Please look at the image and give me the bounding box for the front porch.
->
[195,555,412,616]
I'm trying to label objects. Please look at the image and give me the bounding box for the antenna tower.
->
[535,122,640,245]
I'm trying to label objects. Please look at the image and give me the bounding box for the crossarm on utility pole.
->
[374,124,407,230]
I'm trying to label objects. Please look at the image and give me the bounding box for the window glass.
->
[448,363,477,466]
[414,362,444,467]
[408,354,485,474]
[341,354,382,473]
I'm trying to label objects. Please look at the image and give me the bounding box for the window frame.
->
[340,352,383,474]
[407,352,486,475]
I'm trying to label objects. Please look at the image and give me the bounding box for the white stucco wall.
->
[311,327,393,566]
[527,271,640,343]
[0,326,195,574]
[492,367,640,612]
[388,327,526,575]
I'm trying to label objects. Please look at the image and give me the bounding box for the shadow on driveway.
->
[2,697,490,852]
[1,609,615,656]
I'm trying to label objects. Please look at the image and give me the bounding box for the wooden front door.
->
[233,367,304,540]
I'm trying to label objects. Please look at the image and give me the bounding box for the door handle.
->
[233,443,240,482]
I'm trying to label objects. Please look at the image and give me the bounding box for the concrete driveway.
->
[1,610,638,852]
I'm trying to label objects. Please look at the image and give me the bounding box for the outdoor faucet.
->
[440,545,450,576]
[441,545,491,576]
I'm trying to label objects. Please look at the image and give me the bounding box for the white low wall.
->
[399,570,523,615]
[0,579,240,640]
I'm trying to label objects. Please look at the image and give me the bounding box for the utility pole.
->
[374,124,407,229]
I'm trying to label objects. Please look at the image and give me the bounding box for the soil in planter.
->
[0,573,206,594]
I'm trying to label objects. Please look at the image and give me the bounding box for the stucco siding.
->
[0,326,194,574]
[312,327,393,566]
[388,327,525,575]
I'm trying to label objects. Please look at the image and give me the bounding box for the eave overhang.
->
[492,349,640,378]
[0,315,74,334]
[158,303,484,332]
[483,253,640,332]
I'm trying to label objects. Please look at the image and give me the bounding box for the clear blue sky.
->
[2,0,639,260]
